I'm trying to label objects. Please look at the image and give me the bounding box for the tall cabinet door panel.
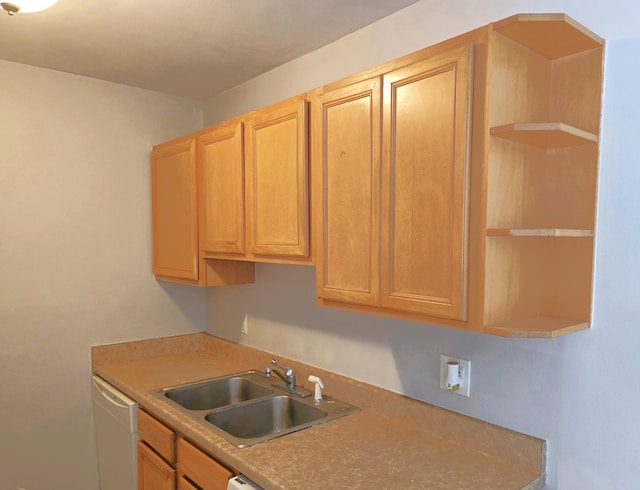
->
[151,136,199,281]
[316,78,382,306]
[198,121,246,255]
[381,45,472,320]
[245,98,310,258]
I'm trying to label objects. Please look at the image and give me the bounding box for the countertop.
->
[92,333,546,489]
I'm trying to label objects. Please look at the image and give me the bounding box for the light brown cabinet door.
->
[151,136,199,281]
[177,476,199,490]
[198,120,246,255]
[138,441,176,490]
[245,97,309,258]
[177,438,234,490]
[380,45,472,320]
[315,77,382,306]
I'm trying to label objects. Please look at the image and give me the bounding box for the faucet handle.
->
[271,358,293,376]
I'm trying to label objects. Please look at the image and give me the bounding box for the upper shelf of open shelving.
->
[493,13,604,59]
[490,122,598,149]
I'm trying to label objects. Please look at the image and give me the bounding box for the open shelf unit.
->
[483,14,603,338]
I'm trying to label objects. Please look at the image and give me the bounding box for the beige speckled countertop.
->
[92,333,546,489]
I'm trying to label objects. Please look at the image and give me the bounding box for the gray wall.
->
[205,1,640,488]
[0,60,205,490]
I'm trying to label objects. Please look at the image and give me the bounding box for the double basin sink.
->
[151,371,358,448]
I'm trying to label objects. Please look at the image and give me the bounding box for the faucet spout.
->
[267,359,296,389]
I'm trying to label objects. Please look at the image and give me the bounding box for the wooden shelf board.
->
[493,13,604,59]
[490,122,598,149]
[487,228,593,237]
[484,316,590,338]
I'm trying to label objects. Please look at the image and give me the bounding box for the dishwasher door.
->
[92,375,138,490]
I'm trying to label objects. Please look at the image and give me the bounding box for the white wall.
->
[0,60,205,490]
[205,1,640,488]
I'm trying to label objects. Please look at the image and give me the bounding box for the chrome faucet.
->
[266,359,296,390]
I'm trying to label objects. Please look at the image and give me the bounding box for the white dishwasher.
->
[92,375,139,490]
[228,475,264,489]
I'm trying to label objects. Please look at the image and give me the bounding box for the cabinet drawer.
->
[138,441,176,490]
[138,408,176,464]
[177,475,199,490]
[177,438,234,490]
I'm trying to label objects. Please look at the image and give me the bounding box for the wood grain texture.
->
[177,438,234,490]
[151,135,199,282]
[490,122,597,149]
[314,77,382,306]
[380,44,472,320]
[493,13,603,59]
[138,441,176,490]
[198,119,246,255]
[483,14,602,337]
[177,476,199,490]
[245,96,310,260]
[487,228,593,237]
[484,315,589,338]
[203,259,255,286]
[138,408,176,464]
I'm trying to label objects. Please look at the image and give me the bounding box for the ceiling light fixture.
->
[1,0,58,16]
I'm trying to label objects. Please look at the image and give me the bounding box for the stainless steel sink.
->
[206,395,326,440]
[151,370,358,447]
[161,374,273,410]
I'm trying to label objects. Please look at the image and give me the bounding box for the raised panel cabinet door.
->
[151,136,199,281]
[381,44,473,320]
[245,98,310,258]
[315,77,382,306]
[177,438,234,490]
[177,476,199,490]
[198,120,246,254]
[138,441,176,490]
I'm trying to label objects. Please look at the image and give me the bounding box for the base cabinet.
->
[137,409,235,490]
[178,476,199,490]
[138,441,176,490]
[177,438,234,490]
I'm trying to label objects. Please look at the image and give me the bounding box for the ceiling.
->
[0,0,420,100]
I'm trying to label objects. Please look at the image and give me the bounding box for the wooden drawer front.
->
[138,408,176,464]
[177,438,234,490]
[138,441,176,490]
[177,475,199,490]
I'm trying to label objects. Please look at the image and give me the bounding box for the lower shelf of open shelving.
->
[484,315,590,338]
[487,228,593,237]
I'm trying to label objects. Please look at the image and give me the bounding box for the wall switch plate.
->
[440,355,471,397]
[241,314,249,335]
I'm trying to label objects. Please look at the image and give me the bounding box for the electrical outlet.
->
[440,355,471,397]
[241,314,249,335]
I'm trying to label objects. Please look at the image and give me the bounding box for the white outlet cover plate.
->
[440,355,471,397]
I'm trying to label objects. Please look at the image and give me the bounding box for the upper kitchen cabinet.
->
[483,14,603,337]
[315,32,481,323]
[380,45,473,320]
[244,96,311,263]
[198,119,247,256]
[315,77,382,307]
[151,131,254,287]
[199,96,312,265]
[151,135,199,284]
[315,13,602,338]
